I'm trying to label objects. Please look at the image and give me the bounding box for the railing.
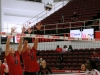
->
[2,19,100,34]
[1,0,69,33]
[32,19,100,34]
[21,0,69,27]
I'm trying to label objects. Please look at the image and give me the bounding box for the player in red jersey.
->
[5,27,23,75]
[22,39,39,75]
[22,23,42,75]
[0,60,6,75]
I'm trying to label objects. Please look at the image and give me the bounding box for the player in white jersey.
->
[85,59,100,75]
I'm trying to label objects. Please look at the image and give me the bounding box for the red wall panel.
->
[95,31,100,39]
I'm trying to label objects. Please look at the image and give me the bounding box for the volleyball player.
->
[81,64,86,71]
[85,59,100,75]
[38,60,52,75]
[3,59,9,75]
[22,23,42,75]
[0,60,6,75]
[5,27,23,75]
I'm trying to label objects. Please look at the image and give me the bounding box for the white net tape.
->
[0,32,100,41]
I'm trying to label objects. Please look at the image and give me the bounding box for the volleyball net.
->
[1,32,100,50]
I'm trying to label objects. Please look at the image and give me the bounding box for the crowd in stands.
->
[56,45,73,53]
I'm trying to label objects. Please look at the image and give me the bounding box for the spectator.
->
[91,51,100,62]
[37,58,43,66]
[38,60,52,75]
[56,55,64,70]
[0,60,6,75]
[55,63,61,70]
[68,45,73,52]
[85,59,100,75]
[71,12,78,21]
[56,45,62,53]
[81,64,86,71]
[35,22,43,35]
[63,45,68,52]
[61,14,64,23]
[3,59,9,75]
[58,55,64,64]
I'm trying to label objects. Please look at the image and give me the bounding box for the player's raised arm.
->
[17,37,23,54]
[27,27,33,34]
[22,26,26,34]
[5,27,16,56]
[5,37,10,56]
[22,40,28,53]
[17,26,26,54]
[33,38,38,50]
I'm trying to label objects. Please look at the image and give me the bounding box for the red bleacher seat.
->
[67,56,72,59]
[74,67,80,70]
[95,48,100,50]
[70,67,74,70]
[72,63,77,66]
[50,63,55,66]
[73,52,78,54]
[73,55,78,59]
[63,67,69,70]
[72,59,77,62]
[90,48,95,51]
[77,59,83,63]
[63,56,67,59]
[52,67,56,70]
[66,63,72,67]
[78,55,84,59]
